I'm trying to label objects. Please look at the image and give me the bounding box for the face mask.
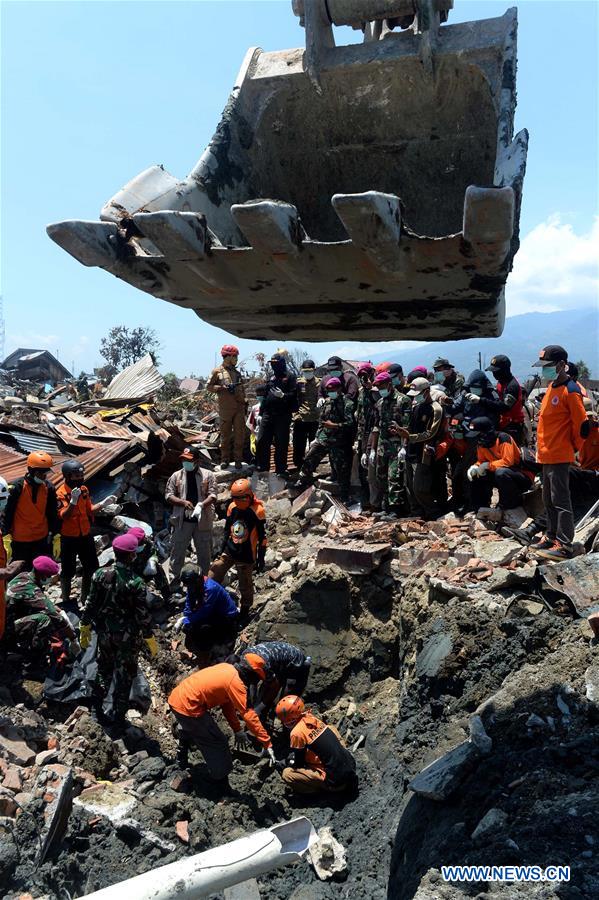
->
[328,370,342,378]
[327,392,338,400]
[135,545,145,554]
[272,362,286,376]
[414,393,427,405]
[542,365,557,380]
[479,434,496,448]
[182,461,196,472]
[378,388,390,398]
[434,371,445,384]
[0,499,7,512]
[68,479,84,488]
[452,430,464,440]
[392,377,403,387]
[33,476,46,485]
[303,371,315,380]
[469,387,483,397]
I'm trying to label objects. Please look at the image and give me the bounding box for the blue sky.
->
[1,0,597,376]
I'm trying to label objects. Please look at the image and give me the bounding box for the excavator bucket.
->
[47,2,527,341]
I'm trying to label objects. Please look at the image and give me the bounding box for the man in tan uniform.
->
[165,447,217,586]
[207,344,246,470]
[292,359,320,469]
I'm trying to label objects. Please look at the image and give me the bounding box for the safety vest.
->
[12,481,50,542]
[0,531,6,638]
[498,380,524,427]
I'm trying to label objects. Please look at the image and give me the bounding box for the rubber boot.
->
[504,521,542,546]
[60,577,72,604]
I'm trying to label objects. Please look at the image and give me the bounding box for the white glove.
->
[466,393,481,404]
[317,397,325,409]
[174,616,185,632]
[191,502,204,520]
[360,453,368,468]
[479,461,490,473]
[467,464,480,482]
[398,447,407,462]
[143,557,158,577]
[261,746,277,766]
[369,449,376,465]
[69,487,82,505]
[270,386,284,399]
[100,494,118,508]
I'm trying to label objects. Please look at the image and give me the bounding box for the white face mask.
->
[303,371,315,380]
[414,393,427,405]
[0,499,7,512]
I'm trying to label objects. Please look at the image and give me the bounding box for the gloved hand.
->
[466,393,481,403]
[143,557,158,577]
[270,386,284,399]
[234,730,251,749]
[398,447,407,462]
[79,623,92,649]
[260,746,277,767]
[174,616,185,633]
[360,453,368,468]
[369,449,376,465]
[467,464,482,481]
[255,549,266,574]
[52,534,61,560]
[479,461,490,473]
[100,494,118,508]
[69,487,82,505]
[316,397,325,409]
[144,635,158,657]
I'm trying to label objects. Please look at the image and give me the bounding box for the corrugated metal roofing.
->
[103,354,165,402]
[0,440,138,488]
[0,427,61,456]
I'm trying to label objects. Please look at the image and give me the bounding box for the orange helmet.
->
[221,344,239,357]
[27,451,53,470]
[243,653,267,680]
[374,362,392,374]
[230,478,253,509]
[275,695,305,726]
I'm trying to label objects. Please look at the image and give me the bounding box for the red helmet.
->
[27,451,53,470]
[221,344,239,357]
[275,695,305,726]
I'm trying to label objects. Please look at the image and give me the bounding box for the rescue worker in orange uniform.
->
[168,661,276,781]
[0,477,25,642]
[465,417,534,515]
[207,344,247,470]
[531,345,588,561]
[57,460,117,606]
[4,451,60,567]
[208,479,266,617]
[485,355,527,446]
[275,695,357,795]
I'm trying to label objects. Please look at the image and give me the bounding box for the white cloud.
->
[507,215,599,315]
[6,332,60,353]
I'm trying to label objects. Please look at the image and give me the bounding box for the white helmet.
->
[0,477,9,502]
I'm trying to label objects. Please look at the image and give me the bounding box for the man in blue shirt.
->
[179,563,239,663]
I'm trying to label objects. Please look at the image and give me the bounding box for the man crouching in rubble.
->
[168,660,276,785]
[177,562,240,665]
[79,533,158,731]
[275,696,357,796]
[236,641,312,721]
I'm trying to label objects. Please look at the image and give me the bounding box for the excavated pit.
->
[2,521,598,900]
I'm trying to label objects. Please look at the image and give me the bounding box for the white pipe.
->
[82,816,317,900]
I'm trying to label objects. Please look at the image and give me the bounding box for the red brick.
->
[47,736,60,751]
[175,820,189,844]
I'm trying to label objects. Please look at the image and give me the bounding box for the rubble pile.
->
[0,472,598,899]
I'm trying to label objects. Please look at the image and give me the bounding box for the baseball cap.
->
[181,446,201,461]
[532,345,568,367]
[301,358,315,369]
[407,376,430,396]
[432,357,453,370]
[485,354,511,372]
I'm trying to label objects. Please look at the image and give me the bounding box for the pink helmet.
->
[374,372,392,385]
[127,527,146,543]
[357,363,374,377]
[325,377,342,389]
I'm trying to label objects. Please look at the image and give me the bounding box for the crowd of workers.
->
[0,340,596,800]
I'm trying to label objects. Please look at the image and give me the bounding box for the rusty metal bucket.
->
[47,4,527,342]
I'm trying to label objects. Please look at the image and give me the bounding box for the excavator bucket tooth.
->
[47,6,527,341]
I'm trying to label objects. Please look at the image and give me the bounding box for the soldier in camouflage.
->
[79,533,158,727]
[369,370,412,514]
[5,556,74,666]
[296,378,354,501]
[355,364,380,510]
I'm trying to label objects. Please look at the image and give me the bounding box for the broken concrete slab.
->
[0,727,35,766]
[472,538,523,567]
[539,552,599,616]
[224,878,261,899]
[74,781,136,824]
[308,826,348,881]
[408,741,479,801]
[471,807,508,842]
[291,485,315,517]
[36,766,73,864]
[316,540,391,575]
[416,630,453,679]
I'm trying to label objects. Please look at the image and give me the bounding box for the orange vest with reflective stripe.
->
[12,481,50,542]
[57,483,93,537]
[0,532,6,639]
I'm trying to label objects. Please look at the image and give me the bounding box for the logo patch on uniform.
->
[551,396,559,406]
[231,520,248,544]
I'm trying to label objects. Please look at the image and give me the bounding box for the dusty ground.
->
[1,507,598,899]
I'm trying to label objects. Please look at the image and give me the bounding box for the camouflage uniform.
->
[5,572,71,653]
[356,387,379,507]
[299,396,355,498]
[371,390,412,510]
[81,562,153,719]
